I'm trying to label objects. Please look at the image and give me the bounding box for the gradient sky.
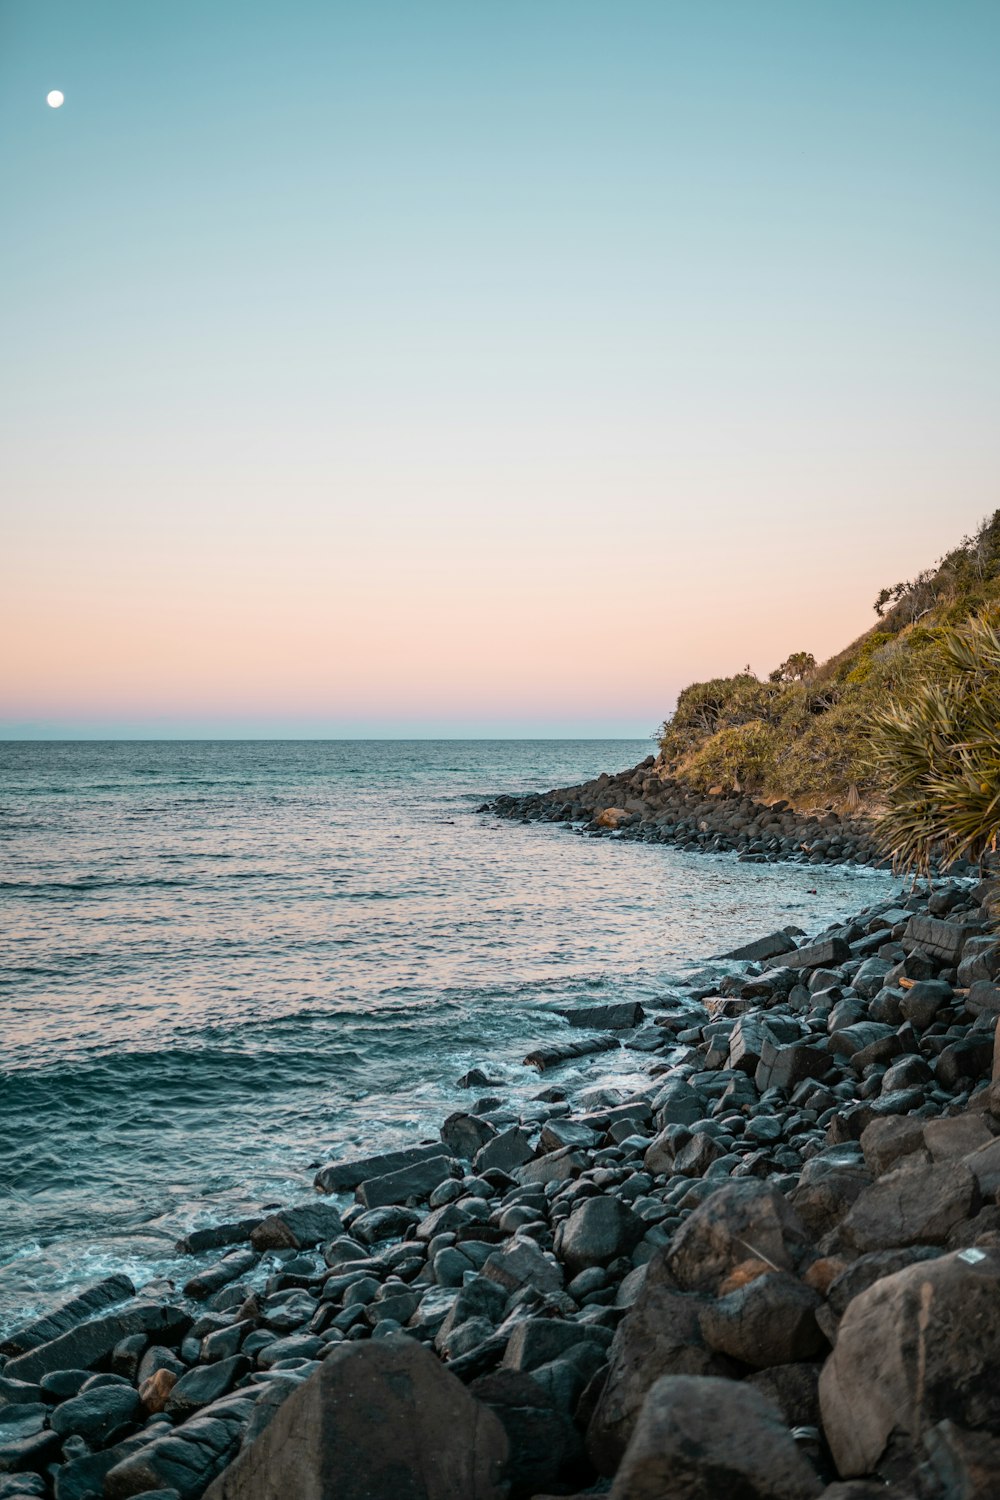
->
[2,0,999,738]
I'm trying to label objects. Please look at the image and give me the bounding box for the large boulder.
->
[202,1336,508,1500]
[609,1375,823,1499]
[819,1249,1000,1476]
[4,1302,190,1384]
[698,1273,826,1369]
[836,1162,979,1253]
[586,1266,734,1474]
[665,1182,810,1293]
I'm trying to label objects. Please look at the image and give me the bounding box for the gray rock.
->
[104,1395,254,1499]
[469,1367,580,1500]
[474,1128,534,1175]
[557,1001,645,1029]
[719,931,798,962]
[4,1302,190,1384]
[556,1196,644,1273]
[356,1154,454,1209]
[201,1336,508,1500]
[184,1250,258,1301]
[903,914,978,964]
[176,1220,262,1256]
[165,1357,250,1419]
[440,1112,497,1159]
[819,1249,1000,1477]
[250,1203,344,1251]
[837,1161,980,1253]
[482,1238,563,1296]
[314,1143,448,1195]
[609,1374,822,1499]
[0,1275,136,1358]
[49,1382,142,1445]
[773,936,852,972]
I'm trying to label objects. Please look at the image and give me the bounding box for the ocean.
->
[0,740,898,1333]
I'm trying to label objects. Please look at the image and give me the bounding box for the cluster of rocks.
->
[485,756,900,868]
[4,879,1000,1498]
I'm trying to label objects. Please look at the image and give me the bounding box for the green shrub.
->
[871,615,1000,871]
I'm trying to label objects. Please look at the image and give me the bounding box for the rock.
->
[51,1431,154,1500]
[469,1368,580,1500]
[474,1128,534,1175]
[357,1155,454,1209]
[755,1040,831,1094]
[859,1116,927,1177]
[249,1203,343,1251]
[936,1035,994,1089]
[314,1143,448,1195]
[502,1320,599,1373]
[140,1368,179,1415]
[774,937,851,972]
[440,1112,497,1159]
[48,1380,141,1445]
[902,914,978,964]
[556,1196,644,1272]
[483,1238,563,1296]
[651,1079,704,1127]
[961,1135,1000,1197]
[746,1361,822,1427]
[165,1357,250,1419]
[608,1374,822,1499]
[184,1250,258,1301]
[351,1205,421,1245]
[922,1418,1000,1500]
[517,1146,586,1185]
[898,979,952,1029]
[790,1152,872,1235]
[104,1395,254,1499]
[837,1161,979,1252]
[719,931,798,962]
[586,1273,733,1474]
[0,1275,136,1358]
[176,1220,262,1255]
[966,981,1000,1017]
[201,1336,508,1500]
[523,1037,619,1071]
[819,1249,1000,1476]
[957,938,1000,987]
[698,1273,826,1368]
[539,1118,598,1153]
[557,1002,645,1029]
[923,1114,995,1163]
[4,1302,190,1384]
[665,1182,810,1293]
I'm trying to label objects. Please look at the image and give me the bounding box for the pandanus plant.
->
[871,614,1000,873]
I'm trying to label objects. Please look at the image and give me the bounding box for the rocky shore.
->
[4,876,1000,1499]
[484,756,905,869]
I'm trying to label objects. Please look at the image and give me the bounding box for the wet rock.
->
[350,1205,421,1245]
[665,1181,810,1293]
[777,937,852,972]
[609,1374,822,1499]
[184,1250,258,1301]
[201,1336,508,1500]
[314,1143,447,1195]
[440,1112,497,1159]
[176,1220,262,1256]
[165,1357,250,1420]
[104,1395,255,1499]
[357,1154,454,1209]
[556,1196,644,1272]
[719,931,798,962]
[0,1275,136,1359]
[249,1203,344,1251]
[49,1381,142,1445]
[558,1001,645,1029]
[523,1037,619,1071]
[4,1302,191,1384]
[698,1273,826,1368]
[475,1128,534,1174]
[819,1249,1000,1476]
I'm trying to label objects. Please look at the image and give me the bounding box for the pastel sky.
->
[2,0,999,738]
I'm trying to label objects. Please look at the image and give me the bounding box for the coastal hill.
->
[659,510,1000,812]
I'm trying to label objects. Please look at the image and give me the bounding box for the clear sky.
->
[2,0,998,738]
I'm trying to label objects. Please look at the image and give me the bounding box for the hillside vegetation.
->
[658,511,1000,813]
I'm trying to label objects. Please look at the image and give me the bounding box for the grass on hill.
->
[658,511,1000,814]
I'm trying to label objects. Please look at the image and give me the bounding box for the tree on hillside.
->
[768,652,816,683]
[871,614,1000,872]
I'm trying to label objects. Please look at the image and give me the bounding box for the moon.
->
[46,90,64,108]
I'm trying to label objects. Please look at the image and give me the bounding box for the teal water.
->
[0,740,897,1332]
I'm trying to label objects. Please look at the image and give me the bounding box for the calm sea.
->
[0,740,897,1332]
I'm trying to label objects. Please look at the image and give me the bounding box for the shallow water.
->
[0,740,897,1332]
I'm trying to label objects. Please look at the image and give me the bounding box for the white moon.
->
[46,90,64,108]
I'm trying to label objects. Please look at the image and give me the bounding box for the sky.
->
[1,0,999,739]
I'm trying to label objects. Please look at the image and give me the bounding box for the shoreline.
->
[2,850,999,1494]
